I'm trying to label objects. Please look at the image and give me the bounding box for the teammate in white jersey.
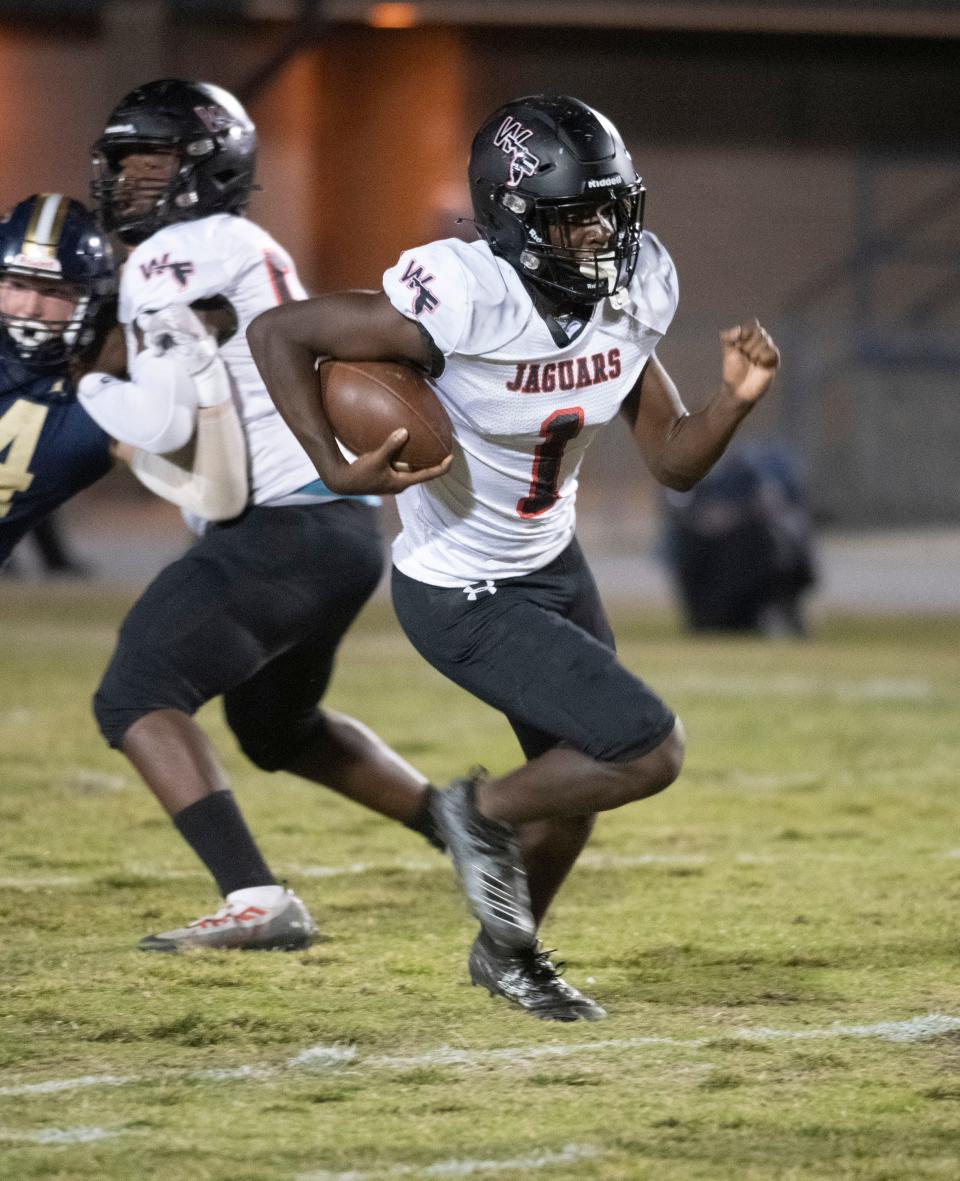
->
[80,79,449,952]
[248,95,779,1017]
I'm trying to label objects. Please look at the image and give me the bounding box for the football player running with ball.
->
[80,79,449,953]
[248,96,779,1018]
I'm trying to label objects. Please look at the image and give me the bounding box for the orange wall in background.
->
[247,51,321,291]
[0,27,106,207]
[0,21,469,295]
[295,25,470,291]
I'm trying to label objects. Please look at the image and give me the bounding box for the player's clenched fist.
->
[719,319,780,405]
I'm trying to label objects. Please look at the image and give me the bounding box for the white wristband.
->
[192,354,231,409]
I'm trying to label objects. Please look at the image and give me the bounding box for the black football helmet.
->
[91,78,257,245]
[0,194,116,369]
[469,95,644,305]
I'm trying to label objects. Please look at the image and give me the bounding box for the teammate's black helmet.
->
[0,194,116,369]
[91,78,257,245]
[469,95,644,305]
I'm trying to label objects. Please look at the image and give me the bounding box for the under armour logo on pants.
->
[462,580,498,601]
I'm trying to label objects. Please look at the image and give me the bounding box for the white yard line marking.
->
[362,1039,682,1070]
[0,709,34,725]
[0,876,86,888]
[2,1015,957,1100]
[361,1014,960,1069]
[0,1074,137,1097]
[289,1046,359,1069]
[0,1124,124,1144]
[739,1014,960,1044]
[296,1143,601,1180]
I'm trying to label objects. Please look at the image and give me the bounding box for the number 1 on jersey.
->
[516,407,584,519]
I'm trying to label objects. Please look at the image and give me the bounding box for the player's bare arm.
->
[621,318,780,491]
[247,291,451,496]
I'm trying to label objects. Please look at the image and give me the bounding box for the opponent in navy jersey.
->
[0,194,116,565]
[1,191,248,568]
[85,79,442,953]
[250,95,781,1021]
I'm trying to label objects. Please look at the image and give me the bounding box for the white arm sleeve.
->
[78,349,199,454]
[125,399,249,521]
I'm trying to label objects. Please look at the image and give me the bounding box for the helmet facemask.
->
[92,81,258,246]
[503,183,645,305]
[91,139,206,245]
[0,271,90,369]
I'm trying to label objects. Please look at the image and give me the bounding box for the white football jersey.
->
[120,214,323,506]
[382,233,678,585]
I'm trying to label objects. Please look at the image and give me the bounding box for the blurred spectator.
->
[660,441,816,636]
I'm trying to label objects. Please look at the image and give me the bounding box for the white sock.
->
[226,884,286,909]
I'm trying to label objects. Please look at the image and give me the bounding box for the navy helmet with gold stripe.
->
[0,194,116,370]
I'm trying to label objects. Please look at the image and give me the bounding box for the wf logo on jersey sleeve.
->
[493,117,541,188]
[139,254,196,289]
[401,260,440,315]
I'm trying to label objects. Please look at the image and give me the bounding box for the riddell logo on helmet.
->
[586,175,623,188]
[13,253,61,274]
[493,117,541,188]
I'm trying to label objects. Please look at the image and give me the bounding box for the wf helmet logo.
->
[139,254,195,288]
[493,117,541,188]
[193,105,235,134]
[401,259,440,315]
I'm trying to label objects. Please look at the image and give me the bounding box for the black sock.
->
[403,785,446,852]
[173,790,277,896]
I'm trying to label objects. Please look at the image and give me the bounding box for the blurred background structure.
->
[1,0,958,612]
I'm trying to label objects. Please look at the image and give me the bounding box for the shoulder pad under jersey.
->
[383,238,534,357]
[618,230,679,335]
[120,214,251,323]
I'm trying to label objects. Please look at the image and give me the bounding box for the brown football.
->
[319,360,453,472]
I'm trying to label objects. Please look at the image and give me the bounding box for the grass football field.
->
[1,582,959,1180]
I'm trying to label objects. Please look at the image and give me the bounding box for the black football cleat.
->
[468,932,607,1022]
[432,770,536,950]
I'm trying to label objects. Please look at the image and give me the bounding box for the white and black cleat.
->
[138,887,317,952]
[469,932,607,1022]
